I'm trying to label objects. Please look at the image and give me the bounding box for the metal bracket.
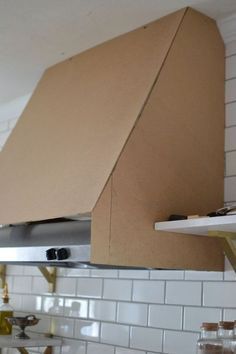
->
[208,230,236,272]
[0,265,6,288]
[38,267,57,293]
[17,349,28,354]
[17,347,52,354]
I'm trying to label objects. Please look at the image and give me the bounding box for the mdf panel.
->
[106,9,225,270]
[0,9,185,225]
[91,178,112,265]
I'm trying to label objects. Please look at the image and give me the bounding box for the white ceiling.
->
[1,0,236,105]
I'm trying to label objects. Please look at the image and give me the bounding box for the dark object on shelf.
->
[168,214,187,221]
[207,206,236,217]
[6,314,40,339]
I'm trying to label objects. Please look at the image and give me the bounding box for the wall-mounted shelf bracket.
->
[17,349,28,354]
[38,267,57,293]
[17,346,52,354]
[208,230,236,272]
[0,265,6,288]
[155,215,236,273]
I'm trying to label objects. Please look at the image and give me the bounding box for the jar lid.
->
[218,321,234,330]
[201,322,218,331]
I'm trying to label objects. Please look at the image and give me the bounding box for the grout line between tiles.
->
[200,281,203,307]
[131,279,134,302]
[226,53,236,59]
[225,76,236,82]
[226,99,236,106]
[224,173,236,178]
[128,325,131,348]
[101,277,105,298]
[225,124,236,129]
[164,280,167,304]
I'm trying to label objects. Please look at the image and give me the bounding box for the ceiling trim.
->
[218,13,236,44]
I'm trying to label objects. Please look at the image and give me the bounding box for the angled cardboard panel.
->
[91,178,112,264]
[100,8,224,270]
[0,9,185,225]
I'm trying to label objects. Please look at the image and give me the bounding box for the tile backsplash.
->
[0,36,236,354]
[2,265,236,354]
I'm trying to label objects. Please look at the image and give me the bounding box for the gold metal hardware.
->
[37,267,57,293]
[44,346,52,354]
[17,349,29,354]
[0,265,6,288]
[207,231,236,272]
[17,346,52,354]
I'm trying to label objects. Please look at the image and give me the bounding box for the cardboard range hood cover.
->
[0,9,186,224]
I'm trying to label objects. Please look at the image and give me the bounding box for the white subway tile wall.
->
[0,40,236,354]
[2,264,236,354]
[148,305,182,330]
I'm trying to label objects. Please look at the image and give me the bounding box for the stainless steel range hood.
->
[0,220,147,268]
[0,220,91,267]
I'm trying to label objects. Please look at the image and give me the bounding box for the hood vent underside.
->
[0,220,91,267]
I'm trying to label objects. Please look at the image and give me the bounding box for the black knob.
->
[46,248,57,260]
[57,248,70,260]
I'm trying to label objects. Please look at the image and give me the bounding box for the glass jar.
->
[218,321,234,354]
[197,323,223,354]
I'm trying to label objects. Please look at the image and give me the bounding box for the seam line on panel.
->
[92,7,188,212]
[108,175,113,260]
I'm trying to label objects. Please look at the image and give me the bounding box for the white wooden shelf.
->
[155,215,236,236]
[155,215,236,272]
[0,333,62,354]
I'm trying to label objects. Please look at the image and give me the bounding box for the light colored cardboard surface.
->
[0,9,185,224]
[0,6,225,270]
[92,8,225,270]
[91,177,112,264]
